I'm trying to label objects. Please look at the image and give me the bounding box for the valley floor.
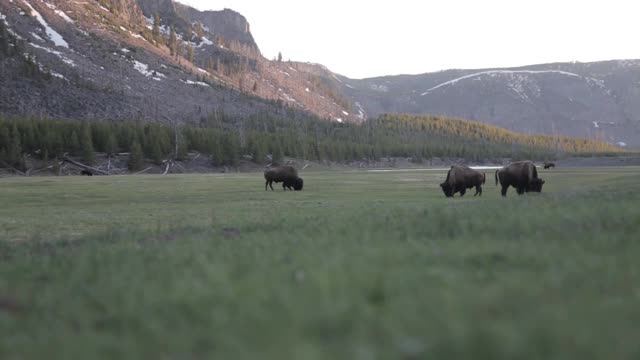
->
[1,167,640,359]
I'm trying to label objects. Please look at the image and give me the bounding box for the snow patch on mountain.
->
[1,11,24,39]
[31,32,44,41]
[29,43,75,67]
[119,25,144,40]
[195,37,213,48]
[371,84,388,92]
[43,1,74,23]
[184,80,210,87]
[421,70,599,96]
[22,0,69,48]
[133,60,164,79]
[355,102,366,120]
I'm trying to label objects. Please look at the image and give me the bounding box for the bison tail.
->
[495,169,500,186]
[482,172,486,184]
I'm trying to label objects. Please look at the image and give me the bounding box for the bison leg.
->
[268,180,274,191]
[459,188,466,197]
[265,180,269,191]
[516,186,525,195]
[474,185,482,196]
[501,185,508,197]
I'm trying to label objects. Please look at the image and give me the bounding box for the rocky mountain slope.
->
[341,61,640,147]
[0,0,356,123]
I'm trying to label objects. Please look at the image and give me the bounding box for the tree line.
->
[0,113,626,171]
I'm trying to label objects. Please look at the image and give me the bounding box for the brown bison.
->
[440,165,486,197]
[495,161,545,196]
[543,161,555,169]
[264,165,304,191]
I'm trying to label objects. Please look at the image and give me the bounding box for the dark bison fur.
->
[264,165,304,191]
[495,161,545,196]
[80,170,93,176]
[543,162,556,169]
[440,165,486,197]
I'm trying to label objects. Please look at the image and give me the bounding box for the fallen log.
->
[132,167,153,175]
[62,157,109,175]
[0,161,26,176]
[30,161,65,175]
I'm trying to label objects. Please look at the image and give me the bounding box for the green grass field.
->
[2,166,640,359]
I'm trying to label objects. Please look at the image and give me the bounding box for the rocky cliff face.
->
[136,0,258,51]
[175,5,257,52]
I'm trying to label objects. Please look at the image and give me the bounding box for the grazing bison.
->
[264,165,304,191]
[439,165,486,197]
[80,170,93,176]
[495,161,545,196]
[543,161,556,169]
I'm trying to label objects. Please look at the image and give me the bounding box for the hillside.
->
[341,61,640,147]
[1,1,639,147]
[0,0,357,123]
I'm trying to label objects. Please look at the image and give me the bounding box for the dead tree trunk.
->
[30,161,65,175]
[62,157,109,175]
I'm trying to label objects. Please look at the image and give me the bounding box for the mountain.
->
[1,0,639,147]
[340,61,640,147]
[0,0,357,123]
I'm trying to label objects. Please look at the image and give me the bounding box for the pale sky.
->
[176,0,640,79]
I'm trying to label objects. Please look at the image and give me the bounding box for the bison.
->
[264,165,304,191]
[80,170,93,176]
[495,161,545,196]
[543,161,555,169]
[439,165,486,197]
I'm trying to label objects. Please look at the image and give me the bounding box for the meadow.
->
[1,166,640,359]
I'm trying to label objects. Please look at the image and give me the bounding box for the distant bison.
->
[80,170,93,176]
[440,165,486,197]
[543,162,556,169]
[264,165,304,191]
[495,161,545,196]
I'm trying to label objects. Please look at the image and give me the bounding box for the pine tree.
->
[168,27,177,56]
[208,135,223,166]
[69,130,81,155]
[0,21,11,56]
[128,141,144,171]
[221,135,238,166]
[149,137,164,165]
[152,14,161,45]
[277,51,282,62]
[80,122,94,164]
[271,141,283,164]
[7,124,23,168]
[186,44,194,63]
[194,21,204,38]
[106,133,118,156]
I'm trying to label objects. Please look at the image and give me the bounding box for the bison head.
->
[528,178,545,192]
[292,177,304,191]
[440,182,454,197]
